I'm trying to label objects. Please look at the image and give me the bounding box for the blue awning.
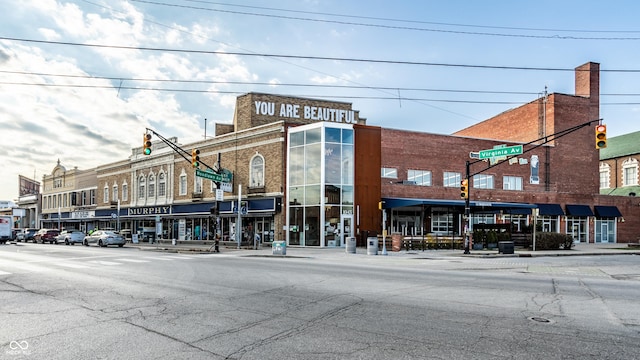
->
[565,204,594,217]
[535,203,564,216]
[381,197,535,211]
[594,206,622,218]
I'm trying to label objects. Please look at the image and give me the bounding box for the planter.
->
[472,243,484,250]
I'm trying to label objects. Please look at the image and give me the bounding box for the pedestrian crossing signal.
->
[595,124,607,149]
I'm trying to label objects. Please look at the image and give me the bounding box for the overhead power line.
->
[131,0,640,41]
[4,36,640,73]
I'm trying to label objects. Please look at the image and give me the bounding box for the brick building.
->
[37,61,638,246]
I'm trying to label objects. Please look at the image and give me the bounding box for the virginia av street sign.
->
[478,145,523,160]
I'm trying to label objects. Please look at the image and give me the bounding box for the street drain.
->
[529,316,552,323]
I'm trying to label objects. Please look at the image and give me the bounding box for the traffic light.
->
[143,133,152,155]
[460,179,469,199]
[595,124,607,149]
[191,149,200,168]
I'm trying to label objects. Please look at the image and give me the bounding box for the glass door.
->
[339,215,353,247]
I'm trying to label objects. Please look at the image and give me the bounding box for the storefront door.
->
[339,215,353,247]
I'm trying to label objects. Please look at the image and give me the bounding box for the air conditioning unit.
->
[402,180,417,185]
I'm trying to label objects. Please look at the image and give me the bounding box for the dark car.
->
[17,228,39,243]
[35,229,60,244]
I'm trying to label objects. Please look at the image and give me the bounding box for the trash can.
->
[391,234,402,252]
[272,241,286,255]
[367,237,378,255]
[346,237,357,254]
[498,241,514,254]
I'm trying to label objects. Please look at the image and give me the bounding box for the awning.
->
[380,197,535,211]
[565,204,594,217]
[535,203,564,216]
[594,205,623,218]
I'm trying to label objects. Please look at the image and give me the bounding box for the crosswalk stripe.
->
[87,260,121,266]
[163,255,196,260]
[0,270,12,276]
[116,258,150,263]
[142,257,174,261]
[54,262,90,269]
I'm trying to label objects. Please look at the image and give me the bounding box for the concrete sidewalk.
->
[131,241,640,259]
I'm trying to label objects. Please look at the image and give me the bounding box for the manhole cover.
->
[529,316,552,323]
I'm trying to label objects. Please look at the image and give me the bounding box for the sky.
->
[2,0,640,202]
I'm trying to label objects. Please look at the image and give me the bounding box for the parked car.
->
[35,229,60,244]
[16,228,39,242]
[83,230,125,247]
[12,228,21,240]
[56,230,85,245]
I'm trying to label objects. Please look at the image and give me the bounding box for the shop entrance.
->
[338,214,353,247]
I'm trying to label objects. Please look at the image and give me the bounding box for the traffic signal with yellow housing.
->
[595,124,607,149]
[191,149,200,168]
[460,179,469,199]
[143,133,152,155]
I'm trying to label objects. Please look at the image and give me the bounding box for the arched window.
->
[250,154,265,188]
[113,184,118,202]
[179,170,187,196]
[599,163,610,189]
[158,172,166,197]
[122,182,128,201]
[622,158,638,186]
[148,173,156,198]
[138,175,146,199]
[104,183,109,203]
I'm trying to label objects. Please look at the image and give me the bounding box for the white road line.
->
[116,258,150,263]
[0,270,12,276]
[87,260,121,266]
[54,262,90,269]
[141,257,174,261]
[163,255,197,260]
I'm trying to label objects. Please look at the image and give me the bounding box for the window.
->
[473,174,494,189]
[431,211,453,233]
[443,172,461,187]
[112,184,118,202]
[103,184,109,203]
[194,176,203,194]
[408,170,431,186]
[599,163,610,189]
[158,173,166,197]
[148,174,155,198]
[138,176,145,199]
[179,171,187,196]
[381,168,397,178]
[623,158,638,186]
[250,155,265,188]
[54,178,62,188]
[503,176,523,190]
[122,183,128,201]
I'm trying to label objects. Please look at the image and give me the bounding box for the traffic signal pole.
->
[464,160,471,254]
[461,118,603,254]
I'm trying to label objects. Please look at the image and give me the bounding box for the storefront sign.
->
[72,210,95,219]
[127,206,171,216]
[254,101,356,124]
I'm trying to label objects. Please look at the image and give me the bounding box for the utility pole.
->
[464,161,471,254]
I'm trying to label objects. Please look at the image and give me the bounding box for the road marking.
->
[54,262,90,269]
[116,258,150,263]
[87,260,122,266]
[0,270,12,276]
[142,256,174,261]
[163,255,197,260]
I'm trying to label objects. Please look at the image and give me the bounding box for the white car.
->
[56,230,85,245]
[83,230,125,247]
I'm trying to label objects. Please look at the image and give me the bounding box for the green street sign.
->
[478,145,523,160]
[195,168,232,183]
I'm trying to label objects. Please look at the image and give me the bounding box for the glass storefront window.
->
[324,143,342,184]
[305,185,321,205]
[305,143,321,184]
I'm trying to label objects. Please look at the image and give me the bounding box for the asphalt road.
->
[1,243,639,359]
